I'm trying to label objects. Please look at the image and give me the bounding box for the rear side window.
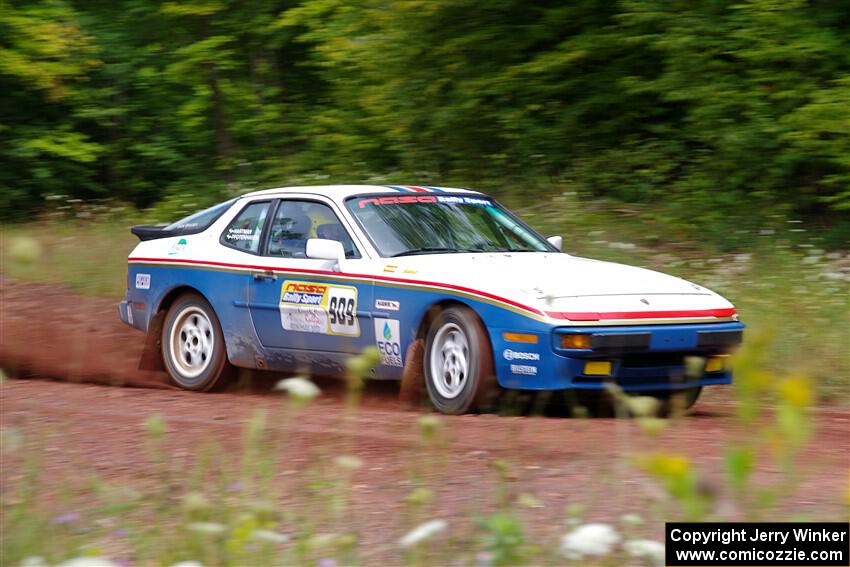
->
[221,201,271,254]
[165,199,236,232]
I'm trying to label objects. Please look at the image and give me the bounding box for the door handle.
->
[252,271,278,281]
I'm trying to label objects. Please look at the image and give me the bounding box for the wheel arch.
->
[155,284,210,316]
[414,298,495,351]
[139,285,217,372]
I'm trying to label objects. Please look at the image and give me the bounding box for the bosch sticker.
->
[279,280,359,337]
[503,349,540,361]
[374,318,403,367]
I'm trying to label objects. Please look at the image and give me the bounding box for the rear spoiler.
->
[130,225,176,241]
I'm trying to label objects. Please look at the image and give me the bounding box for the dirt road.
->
[1,280,848,554]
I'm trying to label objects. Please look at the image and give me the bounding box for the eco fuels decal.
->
[279,280,359,337]
[374,318,403,367]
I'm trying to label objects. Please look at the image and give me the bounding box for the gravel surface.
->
[1,280,847,558]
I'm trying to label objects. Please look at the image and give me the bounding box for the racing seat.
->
[268,211,312,257]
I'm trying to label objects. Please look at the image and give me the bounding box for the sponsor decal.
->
[510,364,537,376]
[503,349,540,362]
[356,195,491,208]
[226,227,256,242]
[358,195,438,208]
[279,280,359,336]
[135,273,151,290]
[168,238,188,255]
[435,195,491,206]
[374,318,403,367]
[126,303,134,325]
[375,299,400,311]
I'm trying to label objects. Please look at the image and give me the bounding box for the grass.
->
[0,219,137,297]
[2,193,847,399]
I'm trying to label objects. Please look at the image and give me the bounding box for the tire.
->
[674,386,702,411]
[423,306,497,414]
[161,293,232,391]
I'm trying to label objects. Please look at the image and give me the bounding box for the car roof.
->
[241,184,483,200]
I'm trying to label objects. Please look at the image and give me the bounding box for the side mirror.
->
[547,235,563,251]
[306,238,346,270]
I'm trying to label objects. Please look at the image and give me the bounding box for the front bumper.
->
[494,321,744,391]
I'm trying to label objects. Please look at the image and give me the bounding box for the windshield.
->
[346,194,555,257]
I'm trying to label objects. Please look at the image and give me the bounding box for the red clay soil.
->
[1,279,848,556]
[0,278,172,389]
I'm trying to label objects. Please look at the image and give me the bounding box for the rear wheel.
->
[424,306,496,414]
[161,293,231,391]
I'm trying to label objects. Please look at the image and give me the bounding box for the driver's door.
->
[247,197,374,354]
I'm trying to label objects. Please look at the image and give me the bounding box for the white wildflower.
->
[624,539,665,565]
[187,521,226,535]
[55,559,121,567]
[333,455,363,470]
[9,237,42,265]
[274,377,320,400]
[19,558,48,567]
[250,529,290,544]
[169,562,205,567]
[399,519,448,548]
[619,513,644,526]
[560,523,620,559]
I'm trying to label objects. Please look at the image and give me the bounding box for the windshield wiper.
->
[391,247,478,257]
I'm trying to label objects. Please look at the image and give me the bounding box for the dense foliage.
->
[1,0,848,234]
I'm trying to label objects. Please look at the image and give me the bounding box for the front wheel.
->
[424,306,496,414]
[161,293,232,391]
[639,386,703,416]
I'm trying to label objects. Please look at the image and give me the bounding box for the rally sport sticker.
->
[279,280,359,337]
[374,318,403,367]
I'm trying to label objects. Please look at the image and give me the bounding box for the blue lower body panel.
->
[493,322,744,391]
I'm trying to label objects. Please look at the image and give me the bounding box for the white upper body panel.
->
[129,185,737,324]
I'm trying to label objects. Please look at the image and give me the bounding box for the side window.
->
[267,200,360,259]
[221,201,271,254]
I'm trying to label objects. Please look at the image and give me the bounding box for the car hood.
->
[381,252,735,316]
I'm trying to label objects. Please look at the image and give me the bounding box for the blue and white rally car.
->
[120,185,743,414]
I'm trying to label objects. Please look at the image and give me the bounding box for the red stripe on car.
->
[545,308,737,321]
